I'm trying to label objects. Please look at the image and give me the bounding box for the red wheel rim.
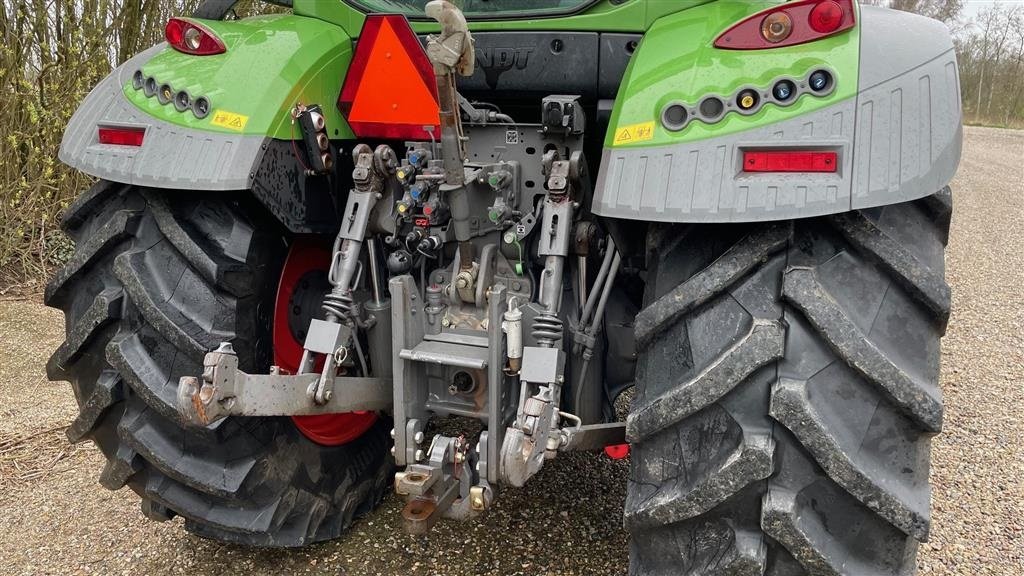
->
[274,237,378,446]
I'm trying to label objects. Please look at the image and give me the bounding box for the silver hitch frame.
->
[174,0,630,536]
[177,143,399,427]
[177,342,393,427]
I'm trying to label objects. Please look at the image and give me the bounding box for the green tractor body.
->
[50,1,961,573]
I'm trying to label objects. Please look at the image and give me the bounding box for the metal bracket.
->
[537,197,573,257]
[304,144,398,405]
[396,435,478,535]
[560,422,626,452]
[500,384,558,488]
[177,343,392,426]
[519,346,563,385]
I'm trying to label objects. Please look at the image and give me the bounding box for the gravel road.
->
[0,125,1021,576]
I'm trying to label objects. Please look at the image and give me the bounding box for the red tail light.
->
[743,150,838,173]
[715,0,856,50]
[338,14,440,140]
[809,1,846,33]
[98,127,145,147]
[165,18,226,56]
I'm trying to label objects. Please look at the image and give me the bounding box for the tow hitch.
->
[177,342,392,426]
[176,0,629,534]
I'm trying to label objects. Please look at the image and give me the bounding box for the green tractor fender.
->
[594,2,962,224]
[59,13,354,233]
[61,1,962,232]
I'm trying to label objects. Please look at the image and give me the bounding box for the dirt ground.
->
[0,125,1021,575]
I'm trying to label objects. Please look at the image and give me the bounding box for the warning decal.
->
[613,121,655,146]
[210,110,250,131]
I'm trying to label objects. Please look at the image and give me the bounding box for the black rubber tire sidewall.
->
[46,183,393,547]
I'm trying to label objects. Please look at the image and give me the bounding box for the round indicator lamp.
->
[174,91,191,112]
[661,103,689,131]
[699,97,725,120]
[184,27,203,51]
[809,1,844,34]
[158,84,174,105]
[192,97,211,119]
[761,12,793,44]
[737,89,759,111]
[773,80,796,102]
[809,70,833,93]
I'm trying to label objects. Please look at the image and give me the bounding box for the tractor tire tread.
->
[47,184,392,547]
[627,191,950,576]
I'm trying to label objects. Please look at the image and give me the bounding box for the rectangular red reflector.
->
[98,127,145,147]
[743,150,837,173]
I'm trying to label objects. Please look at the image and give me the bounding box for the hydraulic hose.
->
[581,240,617,330]
[574,250,621,415]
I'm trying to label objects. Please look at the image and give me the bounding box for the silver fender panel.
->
[59,44,265,191]
[593,6,962,223]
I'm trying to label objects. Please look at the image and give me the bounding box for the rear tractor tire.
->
[45,182,392,546]
[626,189,952,575]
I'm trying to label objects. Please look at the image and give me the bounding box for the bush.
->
[0,0,282,288]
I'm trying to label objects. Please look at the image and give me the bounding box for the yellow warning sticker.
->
[613,121,655,146]
[210,110,250,132]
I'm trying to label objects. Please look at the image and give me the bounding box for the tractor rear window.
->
[342,0,598,20]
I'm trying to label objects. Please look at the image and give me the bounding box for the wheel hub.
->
[274,237,377,446]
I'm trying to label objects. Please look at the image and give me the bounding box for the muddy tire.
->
[45,182,392,546]
[626,189,952,575]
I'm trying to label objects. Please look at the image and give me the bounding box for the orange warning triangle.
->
[345,18,440,128]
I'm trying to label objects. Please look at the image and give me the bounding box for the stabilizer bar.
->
[177,343,392,426]
[561,422,626,452]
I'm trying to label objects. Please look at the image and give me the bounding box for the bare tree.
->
[1003,10,1024,126]
[0,0,268,284]
[863,0,1024,126]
